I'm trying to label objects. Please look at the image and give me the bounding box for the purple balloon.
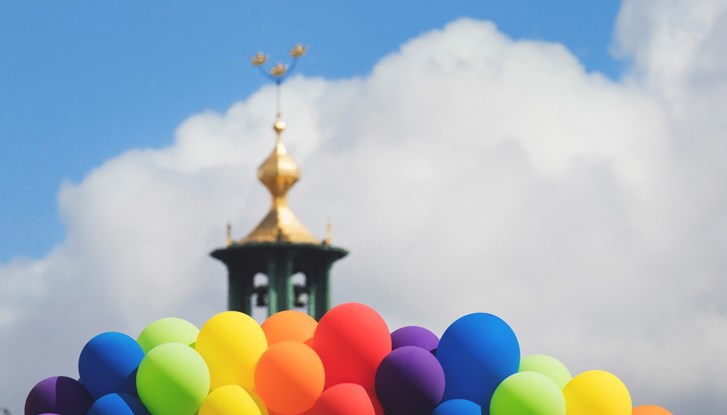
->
[391,326,439,352]
[25,376,93,415]
[375,346,445,415]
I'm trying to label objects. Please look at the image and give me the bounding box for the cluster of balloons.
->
[26,303,672,415]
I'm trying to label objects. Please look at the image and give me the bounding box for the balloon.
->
[254,341,325,415]
[390,326,439,352]
[87,393,150,415]
[632,405,672,415]
[519,354,572,389]
[196,311,268,390]
[78,332,145,399]
[563,370,631,415]
[490,372,565,415]
[436,313,520,410]
[25,376,93,415]
[309,383,375,415]
[313,303,391,389]
[366,388,385,415]
[136,342,210,415]
[375,346,445,414]
[137,317,199,353]
[262,310,317,345]
[432,399,482,415]
[245,388,270,415]
[198,385,262,415]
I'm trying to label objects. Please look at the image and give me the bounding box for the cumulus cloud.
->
[2,1,727,413]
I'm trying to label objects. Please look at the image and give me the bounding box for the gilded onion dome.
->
[239,115,319,244]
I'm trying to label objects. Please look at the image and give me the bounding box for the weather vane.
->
[251,44,306,116]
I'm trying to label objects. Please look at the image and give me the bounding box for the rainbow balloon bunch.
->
[25,303,671,415]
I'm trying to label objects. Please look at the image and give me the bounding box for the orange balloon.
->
[632,405,672,415]
[313,303,391,390]
[309,383,375,415]
[254,341,325,415]
[262,310,318,346]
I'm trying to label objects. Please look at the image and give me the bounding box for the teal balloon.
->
[137,317,199,354]
[136,343,210,415]
[519,355,572,389]
[490,372,565,415]
[432,399,482,415]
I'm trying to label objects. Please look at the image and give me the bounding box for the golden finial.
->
[273,114,286,136]
[226,222,233,246]
[270,63,287,78]
[290,44,306,58]
[251,52,267,66]
[324,220,332,246]
[251,44,306,84]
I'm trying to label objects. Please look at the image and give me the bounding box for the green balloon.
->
[519,354,572,389]
[490,372,565,415]
[137,342,211,415]
[137,317,199,353]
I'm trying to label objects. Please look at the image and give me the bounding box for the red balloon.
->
[366,388,384,415]
[309,383,375,415]
[313,303,391,390]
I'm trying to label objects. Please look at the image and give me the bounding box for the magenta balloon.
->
[375,346,445,415]
[25,376,93,415]
[391,326,439,352]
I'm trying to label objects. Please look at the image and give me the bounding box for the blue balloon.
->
[79,332,145,399]
[88,393,150,415]
[432,399,482,415]
[436,313,519,413]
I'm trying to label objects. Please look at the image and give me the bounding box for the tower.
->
[211,46,347,320]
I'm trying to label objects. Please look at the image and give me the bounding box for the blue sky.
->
[0,0,621,260]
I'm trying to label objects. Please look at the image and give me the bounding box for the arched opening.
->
[291,272,309,313]
[252,273,269,321]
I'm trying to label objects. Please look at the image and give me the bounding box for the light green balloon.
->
[490,371,566,415]
[137,317,199,353]
[519,354,572,389]
[137,342,211,415]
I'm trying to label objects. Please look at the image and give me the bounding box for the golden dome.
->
[239,116,319,244]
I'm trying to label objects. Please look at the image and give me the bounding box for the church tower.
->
[211,46,347,320]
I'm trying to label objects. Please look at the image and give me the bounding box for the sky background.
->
[2,0,726,414]
[0,0,622,259]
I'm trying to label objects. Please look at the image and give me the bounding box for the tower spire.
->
[211,45,347,320]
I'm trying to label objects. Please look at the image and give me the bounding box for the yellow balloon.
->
[563,370,631,415]
[196,311,268,390]
[199,385,262,415]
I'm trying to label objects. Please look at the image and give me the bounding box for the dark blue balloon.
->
[88,393,150,415]
[79,332,145,399]
[436,313,519,413]
[432,399,482,415]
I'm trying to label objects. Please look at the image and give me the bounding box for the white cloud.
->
[2,2,727,413]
